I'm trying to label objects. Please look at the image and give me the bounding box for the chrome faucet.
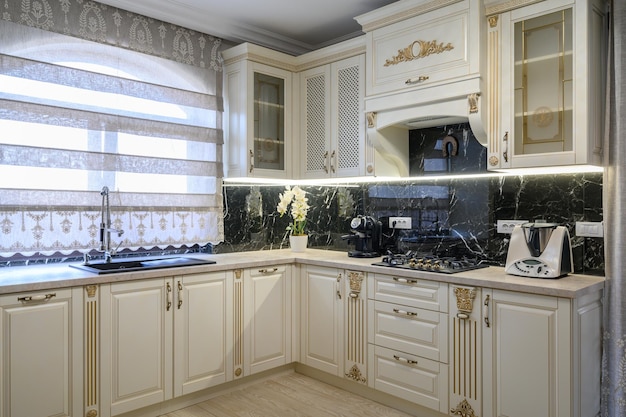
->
[100,186,124,262]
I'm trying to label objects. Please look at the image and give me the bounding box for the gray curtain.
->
[602,0,626,414]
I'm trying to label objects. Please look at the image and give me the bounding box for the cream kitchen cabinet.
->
[299,54,366,179]
[0,287,83,417]
[238,265,293,377]
[300,265,367,384]
[223,43,294,180]
[486,0,608,170]
[482,288,602,417]
[100,272,233,416]
[367,273,449,413]
[356,0,484,97]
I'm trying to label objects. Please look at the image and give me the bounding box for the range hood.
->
[365,76,488,177]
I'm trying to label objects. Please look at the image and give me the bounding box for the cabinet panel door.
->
[101,279,172,416]
[0,288,80,417]
[301,266,343,375]
[174,272,233,396]
[301,65,332,178]
[484,290,570,417]
[244,266,291,375]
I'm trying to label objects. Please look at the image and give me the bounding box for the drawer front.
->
[368,344,449,413]
[368,274,448,312]
[369,300,448,362]
[367,4,472,96]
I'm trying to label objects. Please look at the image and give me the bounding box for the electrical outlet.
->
[576,221,604,237]
[389,217,412,229]
[497,219,528,234]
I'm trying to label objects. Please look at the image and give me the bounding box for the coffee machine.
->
[505,223,573,278]
[342,215,382,258]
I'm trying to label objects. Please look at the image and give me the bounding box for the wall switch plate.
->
[389,216,412,229]
[575,221,604,238]
[497,219,528,234]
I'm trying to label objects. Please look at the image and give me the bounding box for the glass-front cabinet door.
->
[223,43,293,180]
[486,0,607,170]
[253,72,285,172]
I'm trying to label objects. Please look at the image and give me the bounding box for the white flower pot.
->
[289,235,308,252]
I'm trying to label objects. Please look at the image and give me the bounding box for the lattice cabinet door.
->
[300,54,365,179]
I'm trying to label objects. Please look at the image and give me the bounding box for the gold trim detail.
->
[85,285,97,298]
[345,364,367,383]
[468,93,479,114]
[488,155,499,166]
[451,399,478,417]
[384,40,454,67]
[235,368,242,377]
[347,271,364,294]
[366,112,376,128]
[488,15,499,28]
[454,287,477,314]
[235,269,242,279]
[86,410,98,417]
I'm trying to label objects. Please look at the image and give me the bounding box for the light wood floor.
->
[160,372,413,417]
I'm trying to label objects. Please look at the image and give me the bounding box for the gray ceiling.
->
[95,0,399,55]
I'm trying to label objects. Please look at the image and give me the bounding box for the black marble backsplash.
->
[217,124,604,275]
[218,172,604,275]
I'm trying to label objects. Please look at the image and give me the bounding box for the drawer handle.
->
[393,308,417,317]
[259,268,278,274]
[483,294,491,327]
[405,75,429,85]
[392,277,418,284]
[177,280,183,310]
[393,355,418,365]
[18,293,56,302]
[166,282,172,311]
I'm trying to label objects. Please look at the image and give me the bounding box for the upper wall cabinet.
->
[356,0,484,98]
[222,44,295,180]
[486,0,608,170]
[299,54,366,179]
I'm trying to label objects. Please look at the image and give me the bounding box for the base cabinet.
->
[241,265,292,376]
[100,272,232,417]
[301,265,367,384]
[0,288,83,417]
[482,288,602,417]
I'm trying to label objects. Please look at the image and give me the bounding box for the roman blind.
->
[0,12,224,258]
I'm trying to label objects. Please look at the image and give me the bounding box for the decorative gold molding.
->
[347,271,364,294]
[489,155,499,166]
[454,287,477,314]
[384,40,454,67]
[85,285,97,298]
[86,410,98,417]
[488,15,499,28]
[345,364,367,383]
[468,93,479,114]
[366,112,376,128]
[235,269,242,279]
[451,399,477,417]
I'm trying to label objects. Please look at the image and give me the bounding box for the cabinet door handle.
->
[177,280,183,309]
[166,282,172,311]
[392,277,418,285]
[249,149,254,173]
[259,267,278,274]
[483,294,491,327]
[393,308,417,317]
[323,151,329,173]
[405,75,429,85]
[17,293,56,302]
[336,274,342,299]
[502,132,509,163]
[330,150,336,173]
[393,355,418,365]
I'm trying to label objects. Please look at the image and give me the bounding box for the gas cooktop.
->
[372,252,489,274]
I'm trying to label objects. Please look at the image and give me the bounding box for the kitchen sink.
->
[70,256,216,274]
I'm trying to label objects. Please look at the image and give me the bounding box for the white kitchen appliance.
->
[505,223,573,278]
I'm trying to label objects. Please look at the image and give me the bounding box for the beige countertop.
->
[0,249,604,298]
